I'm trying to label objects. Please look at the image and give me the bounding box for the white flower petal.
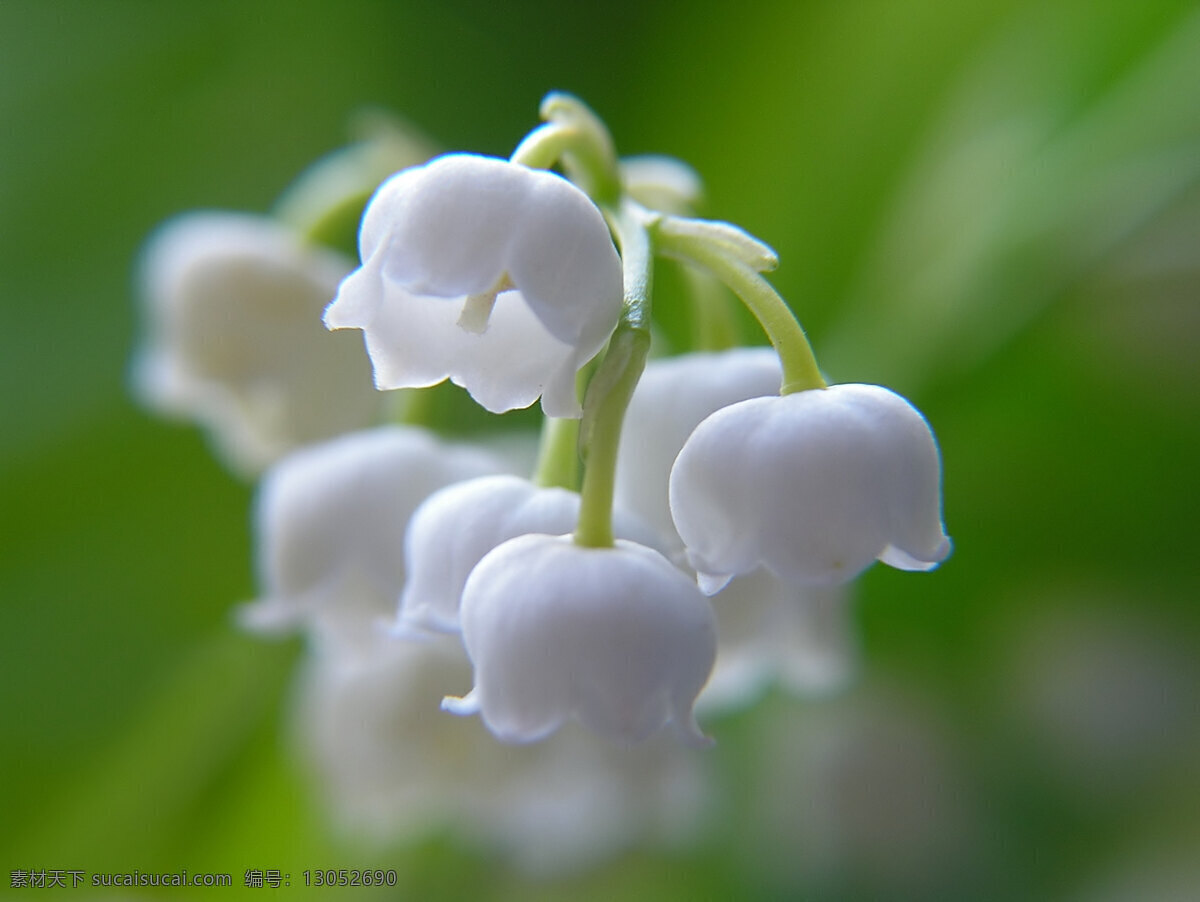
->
[669,385,950,587]
[616,348,782,545]
[836,384,953,569]
[357,285,584,416]
[398,474,667,634]
[325,153,622,417]
[448,534,716,746]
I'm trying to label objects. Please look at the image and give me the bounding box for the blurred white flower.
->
[396,473,665,635]
[1005,597,1200,800]
[293,632,475,839]
[698,570,855,714]
[238,426,507,652]
[619,154,703,215]
[670,384,951,591]
[324,153,623,417]
[133,212,378,473]
[741,687,977,899]
[294,632,712,875]
[444,534,717,746]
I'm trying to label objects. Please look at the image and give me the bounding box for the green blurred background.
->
[2,0,1198,899]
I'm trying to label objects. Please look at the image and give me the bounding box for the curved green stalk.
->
[680,261,740,351]
[510,122,580,170]
[509,93,622,206]
[656,227,826,393]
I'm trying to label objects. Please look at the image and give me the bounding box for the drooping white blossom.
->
[324,153,623,417]
[444,534,717,746]
[615,348,855,712]
[697,570,855,714]
[670,384,952,592]
[616,347,783,546]
[396,474,666,635]
[134,212,379,473]
[238,426,507,652]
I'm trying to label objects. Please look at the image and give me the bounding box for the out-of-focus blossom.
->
[1004,597,1200,800]
[324,153,623,417]
[739,687,978,899]
[619,154,703,215]
[293,632,713,876]
[698,570,854,713]
[134,212,378,473]
[238,426,507,652]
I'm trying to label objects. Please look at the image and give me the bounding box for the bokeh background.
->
[2,0,1198,899]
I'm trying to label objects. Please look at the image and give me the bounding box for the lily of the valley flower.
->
[669,384,952,592]
[324,153,623,418]
[239,426,506,652]
[444,534,717,747]
[615,349,855,712]
[396,474,664,635]
[134,212,379,473]
[616,347,783,546]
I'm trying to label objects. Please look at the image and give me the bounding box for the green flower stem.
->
[509,93,622,206]
[656,228,826,393]
[574,203,653,548]
[510,122,579,170]
[680,262,740,351]
[532,415,580,491]
[389,385,441,428]
[573,326,650,547]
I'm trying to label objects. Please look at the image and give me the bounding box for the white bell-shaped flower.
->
[239,426,506,651]
[616,349,855,711]
[396,474,666,634]
[324,153,623,418]
[670,384,952,591]
[616,347,782,545]
[133,212,378,473]
[444,534,717,747]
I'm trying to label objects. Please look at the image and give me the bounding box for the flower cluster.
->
[134,94,950,866]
